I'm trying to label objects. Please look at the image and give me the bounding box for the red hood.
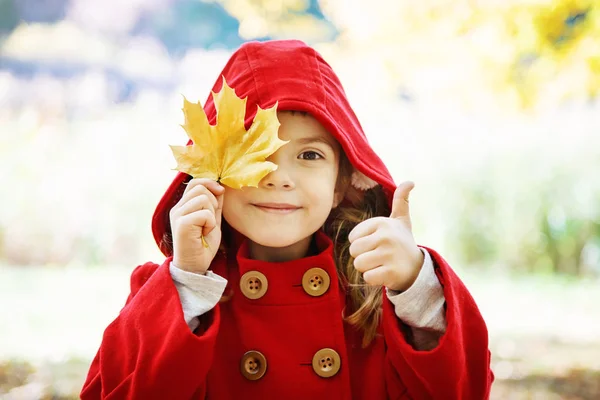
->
[152,40,396,256]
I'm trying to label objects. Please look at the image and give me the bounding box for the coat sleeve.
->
[80,258,220,400]
[383,247,494,400]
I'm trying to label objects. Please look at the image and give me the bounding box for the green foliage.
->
[443,143,600,276]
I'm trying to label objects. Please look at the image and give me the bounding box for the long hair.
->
[326,153,390,348]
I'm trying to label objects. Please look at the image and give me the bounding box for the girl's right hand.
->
[170,178,225,274]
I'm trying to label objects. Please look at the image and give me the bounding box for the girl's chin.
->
[245,229,316,249]
[247,235,303,248]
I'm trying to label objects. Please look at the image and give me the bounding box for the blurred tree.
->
[132,0,336,55]
[0,0,18,35]
[208,0,337,42]
[133,1,245,55]
[315,0,600,111]
[14,0,68,24]
[506,0,600,106]
[0,0,69,36]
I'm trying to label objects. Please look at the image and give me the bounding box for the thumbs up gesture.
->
[348,181,424,292]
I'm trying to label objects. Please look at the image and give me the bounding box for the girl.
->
[82,40,493,399]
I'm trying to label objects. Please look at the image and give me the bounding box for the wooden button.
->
[240,271,268,299]
[302,268,330,297]
[240,350,267,381]
[312,348,341,378]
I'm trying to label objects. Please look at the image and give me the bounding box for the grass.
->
[0,266,131,362]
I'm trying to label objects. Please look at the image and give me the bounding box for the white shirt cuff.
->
[169,262,228,332]
[386,248,447,349]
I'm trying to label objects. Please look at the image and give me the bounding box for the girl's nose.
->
[260,165,295,190]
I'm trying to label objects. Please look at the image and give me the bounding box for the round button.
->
[312,348,341,378]
[302,268,330,297]
[240,350,267,381]
[240,271,268,299]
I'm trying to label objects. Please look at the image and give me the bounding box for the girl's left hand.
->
[348,181,424,292]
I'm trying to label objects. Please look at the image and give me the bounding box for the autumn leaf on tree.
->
[170,77,288,189]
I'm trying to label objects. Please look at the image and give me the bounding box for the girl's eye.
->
[299,151,323,160]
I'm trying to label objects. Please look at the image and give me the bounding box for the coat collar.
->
[233,230,342,306]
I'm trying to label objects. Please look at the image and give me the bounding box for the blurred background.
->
[1,0,599,398]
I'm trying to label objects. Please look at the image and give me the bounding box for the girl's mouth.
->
[253,203,301,214]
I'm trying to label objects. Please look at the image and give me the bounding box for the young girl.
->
[81,40,493,399]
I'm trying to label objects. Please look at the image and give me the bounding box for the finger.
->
[177,190,217,217]
[183,177,215,192]
[348,217,386,243]
[179,182,220,210]
[180,209,217,237]
[182,178,224,202]
[353,250,386,273]
[185,178,224,198]
[177,194,216,217]
[215,191,224,228]
[348,234,379,258]
[362,266,393,286]
[389,181,414,221]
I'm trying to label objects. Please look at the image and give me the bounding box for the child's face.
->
[223,111,344,257]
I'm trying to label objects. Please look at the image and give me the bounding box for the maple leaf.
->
[170,77,288,189]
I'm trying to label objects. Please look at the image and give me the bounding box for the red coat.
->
[82,40,493,399]
[81,231,492,399]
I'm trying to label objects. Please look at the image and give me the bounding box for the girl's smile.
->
[252,202,302,214]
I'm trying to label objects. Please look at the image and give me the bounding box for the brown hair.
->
[327,153,390,347]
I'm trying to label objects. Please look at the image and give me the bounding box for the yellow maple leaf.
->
[170,77,288,189]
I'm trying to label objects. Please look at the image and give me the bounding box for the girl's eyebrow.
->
[296,136,336,150]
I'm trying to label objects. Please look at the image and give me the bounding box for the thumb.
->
[389,181,414,221]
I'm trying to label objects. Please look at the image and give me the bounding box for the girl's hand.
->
[348,181,424,292]
[170,178,225,274]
